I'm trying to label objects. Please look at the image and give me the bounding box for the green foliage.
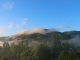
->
[1,56,8,60]
[20,50,29,60]
[17,33,46,41]
[38,43,52,60]
[77,48,80,59]
[51,34,63,58]
[31,43,52,60]
[31,44,39,59]
[61,42,74,50]
[58,50,78,60]
[52,34,62,48]
[10,42,16,53]
[0,32,80,60]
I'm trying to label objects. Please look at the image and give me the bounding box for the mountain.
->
[0,28,80,47]
[0,29,80,41]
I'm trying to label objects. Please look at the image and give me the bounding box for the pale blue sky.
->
[0,0,80,36]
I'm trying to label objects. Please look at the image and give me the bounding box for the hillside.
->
[0,29,80,41]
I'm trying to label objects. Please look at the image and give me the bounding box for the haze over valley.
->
[0,28,80,47]
[0,0,80,60]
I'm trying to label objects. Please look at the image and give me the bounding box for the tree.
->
[1,42,10,58]
[38,43,52,60]
[20,50,29,60]
[10,42,17,59]
[61,42,75,51]
[31,44,39,59]
[58,50,70,60]
[3,42,10,50]
[77,48,80,59]
[10,42,16,53]
[31,43,52,60]
[58,50,78,60]
[51,34,62,58]
[20,41,29,60]
[52,34,62,48]
[69,51,78,60]
[1,56,8,60]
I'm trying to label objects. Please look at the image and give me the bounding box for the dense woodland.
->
[0,31,80,60]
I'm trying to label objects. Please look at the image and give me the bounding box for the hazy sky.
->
[0,0,80,36]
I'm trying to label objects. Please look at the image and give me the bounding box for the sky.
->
[0,0,80,36]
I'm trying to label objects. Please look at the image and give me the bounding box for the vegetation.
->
[0,32,80,60]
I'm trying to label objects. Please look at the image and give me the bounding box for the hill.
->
[0,28,80,47]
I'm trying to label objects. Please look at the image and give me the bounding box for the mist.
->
[0,28,80,47]
[10,28,58,38]
[17,28,58,34]
[61,35,80,47]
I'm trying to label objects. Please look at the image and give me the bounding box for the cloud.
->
[61,35,80,47]
[10,28,58,38]
[21,18,28,25]
[7,22,13,29]
[0,26,6,36]
[16,24,21,30]
[3,2,14,9]
[65,26,70,28]
[17,28,57,35]
[0,22,14,36]
[58,25,70,30]
[58,25,63,29]
[0,21,13,36]
[16,18,28,30]
[0,27,4,34]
